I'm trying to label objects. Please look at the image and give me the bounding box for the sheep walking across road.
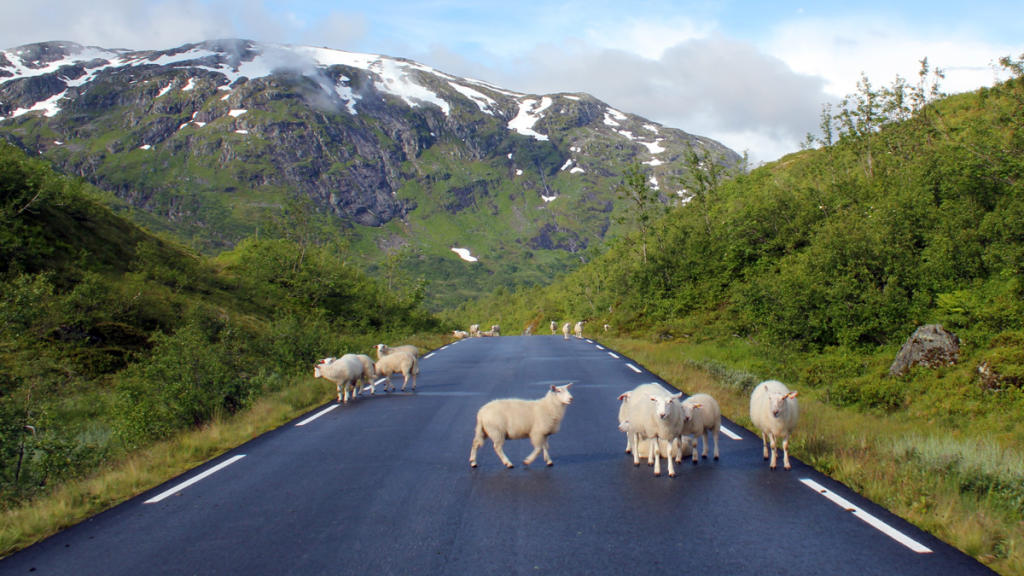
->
[680,393,722,464]
[374,350,419,392]
[314,355,366,404]
[469,383,574,469]
[750,380,799,470]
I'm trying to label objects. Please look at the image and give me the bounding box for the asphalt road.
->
[0,335,997,575]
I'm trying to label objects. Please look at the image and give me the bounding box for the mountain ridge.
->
[0,38,741,308]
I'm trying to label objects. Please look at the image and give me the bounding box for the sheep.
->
[616,383,667,456]
[314,355,365,404]
[350,353,377,395]
[469,324,480,337]
[603,323,610,332]
[375,343,419,360]
[574,321,585,338]
[491,324,501,336]
[617,383,684,476]
[374,350,419,392]
[750,380,799,470]
[453,330,469,339]
[550,320,557,334]
[469,383,573,469]
[562,322,571,340]
[680,393,722,464]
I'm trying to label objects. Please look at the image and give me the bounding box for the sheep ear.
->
[671,392,683,399]
[551,385,558,391]
[617,393,629,401]
[788,391,799,399]
[565,382,573,389]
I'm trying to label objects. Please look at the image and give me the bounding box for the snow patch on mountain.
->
[509,97,552,141]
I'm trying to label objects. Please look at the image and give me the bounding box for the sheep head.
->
[551,383,574,405]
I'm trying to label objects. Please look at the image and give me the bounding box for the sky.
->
[2,1,1021,163]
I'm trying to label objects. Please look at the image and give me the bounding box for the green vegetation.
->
[447,59,1024,574]
[0,141,440,553]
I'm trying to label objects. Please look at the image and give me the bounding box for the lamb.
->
[749,380,799,470]
[562,322,571,340]
[680,393,722,464]
[574,321,585,338]
[314,355,365,404]
[375,343,419,360]
[469,383,573,468]
[374,350,419,392]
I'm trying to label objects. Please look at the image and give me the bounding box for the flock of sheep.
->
[471,378,798,475]
[314,329,800,477]
[313,343,420,404]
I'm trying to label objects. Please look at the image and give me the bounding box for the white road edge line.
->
[424,352,436,359]
[295,404,338,426]
[144,455,246,504]
[800,478,932,554]
[720,425,742,440]
[596,345,605,350]
[625,363,642,373]
[607,352,620,359]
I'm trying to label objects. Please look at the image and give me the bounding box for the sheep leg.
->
[542,440,553,467]
[691,435,700,465]
[401,371,408,392]
[652,441,661,476]
[625,433,632,454]
[768,433,779,470]
[411,371,417,391]
[781,435,791,470]
[712,426,720,460]
[632,433,642,466]
[492,437,515,469]
[761,432,770,461]
[666,440,677,477]
[700,430,709,459]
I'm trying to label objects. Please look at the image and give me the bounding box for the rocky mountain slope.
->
[0,39,740,309]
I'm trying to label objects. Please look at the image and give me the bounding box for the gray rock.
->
[889,324,960,377]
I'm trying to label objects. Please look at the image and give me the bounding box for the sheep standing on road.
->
[616,383,666,457]
[469,383,574,469]
[350,353,377,396]
[648,392,686,477]
[750,380,799,470]
[680,393,722,464]
[314,355,365,404]
[469,324,480,337]
[574,321,585,338]
[550,320,557,334]
[374,350,419,392]
[562,322,571,340]
[617,383,684,476]
[375,343,419,360]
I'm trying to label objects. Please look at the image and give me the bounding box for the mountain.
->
[0,39,741,309]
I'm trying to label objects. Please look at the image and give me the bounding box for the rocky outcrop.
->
[889,324,961,376]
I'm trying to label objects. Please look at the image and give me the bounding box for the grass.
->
[602,336,1024,576]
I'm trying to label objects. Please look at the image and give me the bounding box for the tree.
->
[614,163,663,265]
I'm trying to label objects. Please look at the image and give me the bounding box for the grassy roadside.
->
[0,333,448,559]
[603,336,1024,576]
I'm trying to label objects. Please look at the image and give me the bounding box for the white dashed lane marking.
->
[800,478,932,554]
[295,404,339,426]
[145,455,247,504]
[625,363,642,373]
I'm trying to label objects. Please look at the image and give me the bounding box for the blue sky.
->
[3,1,1021,161]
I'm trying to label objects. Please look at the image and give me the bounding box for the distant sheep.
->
[574,321,585,338]
[375,343,419,360]
[374,350,419,392]
[680,393,722,464]
[750,380,799,470]
[550,320,557,334]
[562,322,571,340]
[469,383,574,468]
[453,330,469,339]
[314,355,365,404]
[603,324,610,332]
[469,324,480,337]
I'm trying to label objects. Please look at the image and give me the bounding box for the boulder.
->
[889,324,961,377]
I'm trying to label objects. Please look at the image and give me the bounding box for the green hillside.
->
[0,139,439,512]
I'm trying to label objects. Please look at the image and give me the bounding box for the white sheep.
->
[550,320,557,334]
[469,383,574,468]
[314,355,365,404]
[453,330,469,339]
[374,350,419,392]
[616,383,667,456]
[750,380,799,470]
[617,383,684,476]
[375,343,419,360]
[490,324,501,336]
[574,321,585,338]
[469,324,480,337]
[603,323,610,332]
[680,393,722,464]
[562,322,571,340]
[350,353,377,395]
